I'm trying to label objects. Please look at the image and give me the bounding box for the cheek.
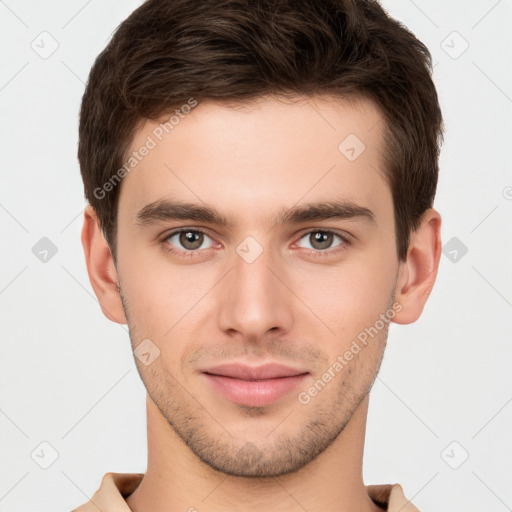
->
[291,256,397,343]
[119,249,215,343]
[117,254,175,333]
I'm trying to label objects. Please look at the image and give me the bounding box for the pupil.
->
[181,231,202,249]
[313,231,332,249]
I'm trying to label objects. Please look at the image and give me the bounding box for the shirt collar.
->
[72,472,421,512]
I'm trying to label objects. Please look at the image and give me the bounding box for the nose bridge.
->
[216,235,292,337]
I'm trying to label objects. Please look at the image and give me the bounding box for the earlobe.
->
[392,208,442,325]
[81,205,128,324]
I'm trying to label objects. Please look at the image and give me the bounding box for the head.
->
[80,0,443,478]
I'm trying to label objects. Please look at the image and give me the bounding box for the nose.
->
[216,239,294,343]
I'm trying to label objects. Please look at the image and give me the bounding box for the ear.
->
[81,205,128,324]
[392,208,442,325]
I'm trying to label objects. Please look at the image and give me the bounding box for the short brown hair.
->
[78,0,444,261]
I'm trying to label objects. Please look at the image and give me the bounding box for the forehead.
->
[117,94,391,226]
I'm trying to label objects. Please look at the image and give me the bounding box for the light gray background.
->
[1,1,511,510]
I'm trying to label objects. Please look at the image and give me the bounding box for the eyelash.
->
[160,228,351,259]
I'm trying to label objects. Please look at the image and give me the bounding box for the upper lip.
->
[203,363,308,381]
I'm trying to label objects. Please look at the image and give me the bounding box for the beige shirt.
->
[71,472,421,511]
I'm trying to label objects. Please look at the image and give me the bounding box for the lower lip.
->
[203,373,309,407]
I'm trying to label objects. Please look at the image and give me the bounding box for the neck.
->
[126,393,382,512]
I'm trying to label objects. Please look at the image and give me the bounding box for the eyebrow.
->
[135,198,375,229]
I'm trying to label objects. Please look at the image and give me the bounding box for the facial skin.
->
[82,94,441,512]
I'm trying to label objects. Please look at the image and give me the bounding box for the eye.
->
[164,229,214,253]
[296,230,347,253]
[161,228,349,258]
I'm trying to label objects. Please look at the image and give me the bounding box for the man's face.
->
[115,95,401,477]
